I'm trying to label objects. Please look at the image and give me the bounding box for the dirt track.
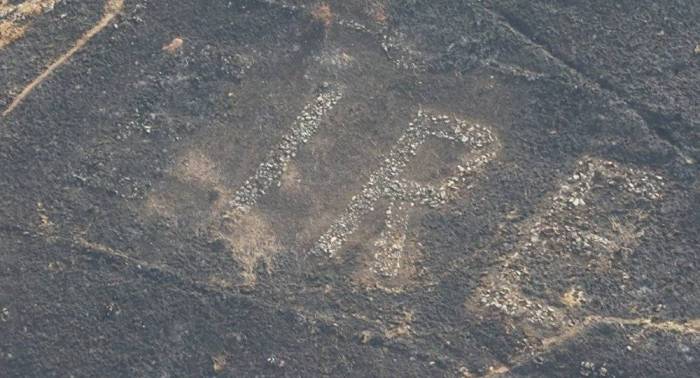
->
[1,1,698,376]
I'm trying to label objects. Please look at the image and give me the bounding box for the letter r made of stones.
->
[313,109,500,257]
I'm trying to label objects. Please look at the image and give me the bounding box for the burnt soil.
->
[1,0,698,377]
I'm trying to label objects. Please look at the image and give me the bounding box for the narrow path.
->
[482,315,699,377]
[2,0,124,117]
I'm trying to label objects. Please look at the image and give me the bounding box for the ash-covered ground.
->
[1,0,698,376]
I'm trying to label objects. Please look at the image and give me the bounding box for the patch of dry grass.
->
[0,21,27,49]
[311,3,333,28]
[219,209,280,285]
[162,36,183,54]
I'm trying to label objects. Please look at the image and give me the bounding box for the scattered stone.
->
[212,354,227,373]
[266,354,285,368]
[358,330,383,346]
[580,361,610,377]
[458,366,474,377]
[103,302,121,319]
[359,330,373,344]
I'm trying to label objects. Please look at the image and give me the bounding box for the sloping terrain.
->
[1,0,698,376]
